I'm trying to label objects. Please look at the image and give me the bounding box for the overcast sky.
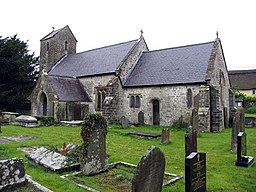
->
[1,0,255,70]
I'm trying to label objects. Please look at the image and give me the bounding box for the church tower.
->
[40,25,77,72]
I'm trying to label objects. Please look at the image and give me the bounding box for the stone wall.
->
[0,158,27,191]
[117,85,200,126]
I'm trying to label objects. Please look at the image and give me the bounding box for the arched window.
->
[64,41,68,50]
[135,95,141,108]
[130,95,141,108]
[96,88,106,111]
[187,88,193,108]
[46,42,49,51]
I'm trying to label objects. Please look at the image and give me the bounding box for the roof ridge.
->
[228,69,256,73]
[40,27,63,41]
[147,41,215,53]
[75,39,139,55]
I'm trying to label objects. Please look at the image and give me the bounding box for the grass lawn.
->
[0,124,255,192]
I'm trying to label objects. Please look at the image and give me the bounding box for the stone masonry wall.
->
[117,85,200,126]
[0,158,27,191]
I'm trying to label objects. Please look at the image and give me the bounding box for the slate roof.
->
[49,76,91,102]
[41,28,62,41]
[124,41,214,87]
[228,69,256,90]
[49,40,138,77]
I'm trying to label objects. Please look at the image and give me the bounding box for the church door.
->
[152,99,160,125]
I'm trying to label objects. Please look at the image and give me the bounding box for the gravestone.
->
[161,128,170,144]
[235,132,254,167]
[132,146,165,192]
[191,108,199,132]
[26,147,79,172]
[80,113,108,175]
[231,107,245,153]
[0,158,27,191]
[185,126,197,157]
[120,116,129,128]
[14,115,38,127]
[185,152,211,192]
[138,111,145,125]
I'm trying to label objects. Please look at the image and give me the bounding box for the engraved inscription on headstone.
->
[132,146,165,192]
[185,152,207,192]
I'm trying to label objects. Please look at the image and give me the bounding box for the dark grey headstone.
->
[161,128,170,144]
[132,146,165,192]
[191,108,199,131]
[185,126,197,157]
[235,132,254,167]
[185,152,207,192]
[0,158,27,191]
[138,111,145,125]
[121,116,129,128]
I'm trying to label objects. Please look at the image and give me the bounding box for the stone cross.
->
[80,113,108,175]
[185,126,197,157]
[132,146,165,192]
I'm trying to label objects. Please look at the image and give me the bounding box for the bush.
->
[245,106,256,114]
[35,116,54,126]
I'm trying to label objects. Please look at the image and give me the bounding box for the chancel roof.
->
[124,41,214,87]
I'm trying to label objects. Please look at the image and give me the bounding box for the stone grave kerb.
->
[80,113,108,175]
[132,146,165,192]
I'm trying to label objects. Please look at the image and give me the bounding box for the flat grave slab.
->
[25,147,80,172]
[60,120,83,126]
[127,132,161,139]
[0,135,36,144]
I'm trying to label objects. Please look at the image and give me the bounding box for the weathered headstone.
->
[191,108,199,132]
[138,111,145,125]
[235,132,254,167]
[132,146,165,192]
[185,152,211,192]
[80,113,108,175]
[120,116,129,128]
[231,107,245,153]
[185,126,197,157]
[0,158,27,191]
[161,128,170,144]
[26,147,79,172]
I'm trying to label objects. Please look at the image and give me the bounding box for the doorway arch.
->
[39,92,47,116]
[152,99,160,125]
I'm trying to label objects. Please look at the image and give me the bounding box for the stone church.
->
[31,25,233,132]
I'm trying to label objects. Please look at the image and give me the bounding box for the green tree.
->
[0,35,39,111]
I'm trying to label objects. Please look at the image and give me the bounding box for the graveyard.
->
[0,121,255,192]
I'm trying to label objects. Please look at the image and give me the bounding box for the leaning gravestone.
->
[185,126,197,157]
[185,152,211,192]
[235,132,254,167]
[80,113,108,175]
[231,107,245,153]
[0,158,27,191]
[120,116,130,128]
[138,111,145,125]
[132,146,165,192]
